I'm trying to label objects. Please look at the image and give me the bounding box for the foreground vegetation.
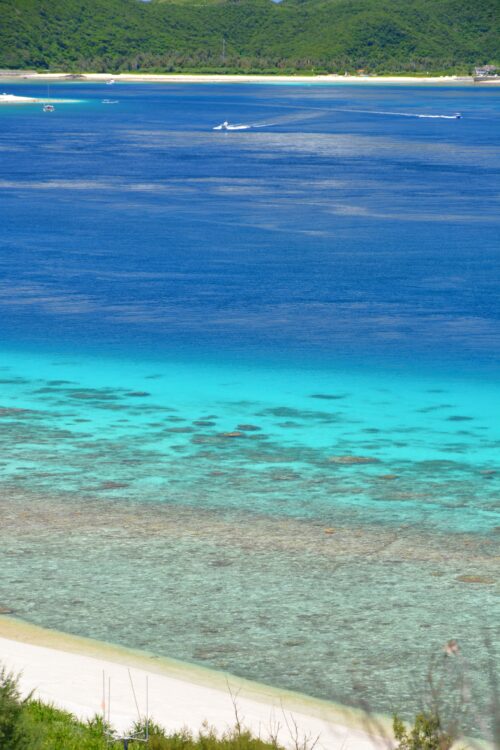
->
[1,660,490,750]
[0,0,498,75]
[2,666,280,750]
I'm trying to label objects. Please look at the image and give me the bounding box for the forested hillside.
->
[0,0,498,74]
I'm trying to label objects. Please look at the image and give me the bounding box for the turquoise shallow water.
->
[0,346,499,737]
[0,347,499,532]
[0,81,499,738]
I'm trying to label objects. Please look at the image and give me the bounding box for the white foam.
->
[340,107,462,119]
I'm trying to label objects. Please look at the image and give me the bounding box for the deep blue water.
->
[1,81,499,371]
[0,81,499,737]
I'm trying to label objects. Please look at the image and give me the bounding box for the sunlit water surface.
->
[0,81,499,738]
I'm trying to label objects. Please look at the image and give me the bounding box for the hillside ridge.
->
[0,0,498,74]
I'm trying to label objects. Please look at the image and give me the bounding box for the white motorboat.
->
[213,120,250,131]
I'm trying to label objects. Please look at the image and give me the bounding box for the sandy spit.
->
[0,93,40,103]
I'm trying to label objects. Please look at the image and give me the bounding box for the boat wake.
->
[342,108,462,119]
[212,108,462,131]
[417,113,462,119]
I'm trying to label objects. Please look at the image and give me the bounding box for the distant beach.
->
[9,72,500,86]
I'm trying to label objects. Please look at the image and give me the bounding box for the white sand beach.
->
[17,72,496,85]
[0,617,392,750]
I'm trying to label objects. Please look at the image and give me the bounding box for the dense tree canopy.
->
[0,0,498,73]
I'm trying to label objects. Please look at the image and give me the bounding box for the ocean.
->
[0,80,499,738]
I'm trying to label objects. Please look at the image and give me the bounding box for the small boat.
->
[213,120,250,131]
[106,79,116,85]
[102,99,119,104]
[43,82,55,111]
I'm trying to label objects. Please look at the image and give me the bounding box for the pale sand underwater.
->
[0,93,39,103]
[0,93,82,104]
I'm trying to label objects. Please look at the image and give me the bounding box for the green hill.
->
[0,0,498,74]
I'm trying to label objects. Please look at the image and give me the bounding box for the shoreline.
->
[0,617,492,750]
[7,72,500,86]
[0,616,392,749]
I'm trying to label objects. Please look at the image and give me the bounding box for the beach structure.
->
[103,669,149,749]
[474,64,498,81]
[474,65,497,76]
